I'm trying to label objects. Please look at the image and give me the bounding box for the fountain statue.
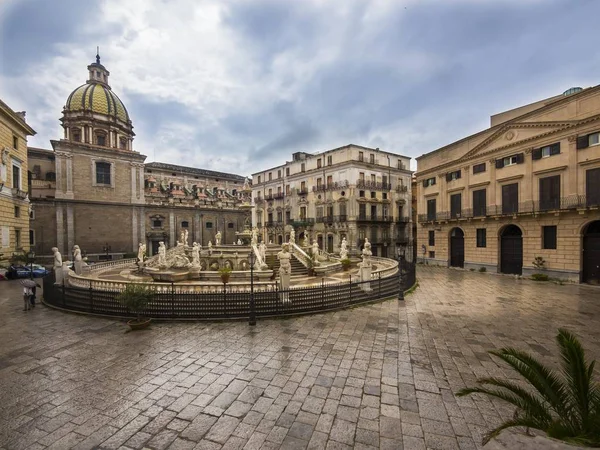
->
[340,237,348,260]
[289,229,295,245]
[278,243,292,303]
[215,231,221,245]
[158,242,167,268]
[52,247,64,284]
[191,242,200,267]
[73,245,83,275]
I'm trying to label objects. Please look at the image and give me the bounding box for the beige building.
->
[28,54,248,260]
[251,145,412,258]
[415,86,600,283]
[0,99,36,266]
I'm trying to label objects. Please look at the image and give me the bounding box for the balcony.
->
[296,188,309,195]
[334,215,347,222]
[312,180,349,192]
[396,216,410,223]
[316,216,334,224]
[12,188,28,199]
[273,192,284,199]
[356,215,393,223]
[396,185,408,193]
[356,180,392,191]
[290,218,315,227]
[417,195,598,223]
[253,197,264,203]
[265,195,273,201]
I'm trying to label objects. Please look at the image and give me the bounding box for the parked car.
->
[6,264,49,279]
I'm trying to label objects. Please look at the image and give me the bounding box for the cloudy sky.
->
[1,0,598,176]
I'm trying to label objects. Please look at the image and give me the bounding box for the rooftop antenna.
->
[96,46,100,64]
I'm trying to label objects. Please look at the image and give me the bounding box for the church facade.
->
[28,55,249,261]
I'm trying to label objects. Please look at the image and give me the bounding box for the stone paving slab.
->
[0,267,599,449]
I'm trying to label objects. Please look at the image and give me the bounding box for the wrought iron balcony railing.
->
[356,180,392,191]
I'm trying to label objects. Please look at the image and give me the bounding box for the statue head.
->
[52,247,58,254]
[282,243,289,252]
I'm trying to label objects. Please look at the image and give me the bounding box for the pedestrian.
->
[23,286,32,311]
[30,285,38,308]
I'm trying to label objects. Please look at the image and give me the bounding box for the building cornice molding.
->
[496,174,524,183]
[533,165,568,176]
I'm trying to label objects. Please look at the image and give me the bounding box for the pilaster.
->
[169,211,175,247]
[567,135,578,195]
[56,206,64,254]
[65,153,74,199]
[132,207,138,251]
[66,204,74,254]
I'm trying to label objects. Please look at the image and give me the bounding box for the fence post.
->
[89,279,94,313]
[349,275,352,305]
[378,272,381,298]
[171,282,175,318]
[321,278,325,309]
[223,282,227,318]
[62,278,66,307]
[398,258,404,301]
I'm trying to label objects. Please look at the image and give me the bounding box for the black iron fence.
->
[42,262,416,321]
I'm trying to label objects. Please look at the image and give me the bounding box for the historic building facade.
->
[251,145,412,257]
[0,100,36,266]
[415,86,600,283]
[28,55,248,260]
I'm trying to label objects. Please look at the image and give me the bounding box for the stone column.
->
[55,152,63,197]
[139,207,145,251]
[56,205,64,254]
[65,154,74,199]
[194,213,201,243]
[138,166,145,201]
[66,204,74,255]
[132,207,138,252]
[169,211,175,247]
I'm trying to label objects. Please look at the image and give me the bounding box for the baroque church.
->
[28,54,249,261]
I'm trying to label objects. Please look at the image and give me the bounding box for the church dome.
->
[65,83,130,123]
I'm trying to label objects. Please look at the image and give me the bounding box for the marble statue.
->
[137,243,146,264]
[215,231,221,245]
[73,245,83,275]
[52,247,64,284]
[158,241,167,267]
[180,230,185,245]
[312,240,319,258]
[289,229,295,245]
[184,230,189,246]
[359,238,373,291]
[208,241,213,255]
[237,239,242,246]
[277,243,292,304]
[251,227,258,246]
[259,242,267,262]
[361,238,372,266]
[340,237,348,260]
[191,242,200,267]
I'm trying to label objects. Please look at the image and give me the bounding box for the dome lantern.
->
[87,47,110,87]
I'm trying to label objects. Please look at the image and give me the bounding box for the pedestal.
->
[54,267,64,285]
[74,260,83,275]
[359,264,372,292]
[279,271,291,304]
[189,266,201,279]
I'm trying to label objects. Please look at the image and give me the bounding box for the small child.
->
[23,287,32,311]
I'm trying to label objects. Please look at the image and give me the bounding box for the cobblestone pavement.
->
[1,267,599,450]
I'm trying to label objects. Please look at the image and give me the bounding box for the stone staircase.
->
[265,253,306,274]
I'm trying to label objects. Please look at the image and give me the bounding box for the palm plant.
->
[456,329,600,447]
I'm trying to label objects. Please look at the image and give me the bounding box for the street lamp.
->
[27,249,35,279]
[249,250,256,326]
[102,243,111,260]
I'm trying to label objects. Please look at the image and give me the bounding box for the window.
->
[382,192,387,200]
[473,189,487,217]
[15,229,20,249]
[370,191,376,199]
[397,160,404,170]
[13,135,18,149]
[206,222,213,229]
[326,175,333,186]
[29,209,35,219]
[359,172,365,181]
[277,170,281,179]
[358,151,364,162]
[533,143,560,160]
[473,163,486,174]
[268,188,272,198]
[586,168,600,207]
[119,138,127,150]
[497,153,524,168]
[14,206,20,218]
[327,155,332,165]
[317,159,322,168]
[539,175,560,211]
[450,193,461,218]
[359,204,366,218]
[300,206,307,219]
[427,199,436,221]
[29,229,34,246]
[339,203,346,217]
[371,174,376,183]
[359,190,365,197]
[423,177,436,187]
[257,176,261,184]
[285,184,290,195]
[476,229,487,248]
[576,132,600,150]
[300,181,306,192]
[96,162,111,185]
[12,164,20,189]
[153,219,162,228]
[268,172,272,181]
[181,221,189,228]
[301,163,305,173]
[286,168,290,176]
[429,251,435,258]
[446,170,461,182]
[369,154,375,164]
[96,134,106,146]
[543,225,557,250]
[502,183,519,214]
[72,129,81,142]
[382,175,387,186]
[285,211,291,223]
[428,230,435,246]
[317,178,322,188]
[590,132,600,146]
[316,207,323,218]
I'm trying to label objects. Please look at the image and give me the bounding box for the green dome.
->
[65,83,129,123]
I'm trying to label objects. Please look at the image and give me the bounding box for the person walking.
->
[22,286,32,311]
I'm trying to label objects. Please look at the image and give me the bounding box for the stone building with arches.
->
[415,85,600,283]
[27,55,248,260]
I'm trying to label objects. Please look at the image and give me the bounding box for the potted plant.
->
[340,257,351,271]
[116,284,154,330]
[457,329,600,447]
[219,266,232,284]
[532,256,549,281]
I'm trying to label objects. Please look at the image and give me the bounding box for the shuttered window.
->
[532,142,560,160]
[476,229,486,248]
[539,175,560,211]
[542,226,557,250]
[427,199,436,221]
[496,153,524,169]
[577,132,600,149]
[472,189,486,217]
[450,193,462,218]
[502,183,519,214]
[446,170,461,182]
[473,163,486,174]
[586,168,600,207]
[428,231,435,246]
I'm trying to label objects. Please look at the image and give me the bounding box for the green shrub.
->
[340,258,351,270]
[116,284,155,321]
[532,273,549,281]
[457,329,600,446]
[479,267,487,273]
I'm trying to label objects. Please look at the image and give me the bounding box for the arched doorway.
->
[500,225,523,275]
[450,228,464,268]
[582,221,600,284]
